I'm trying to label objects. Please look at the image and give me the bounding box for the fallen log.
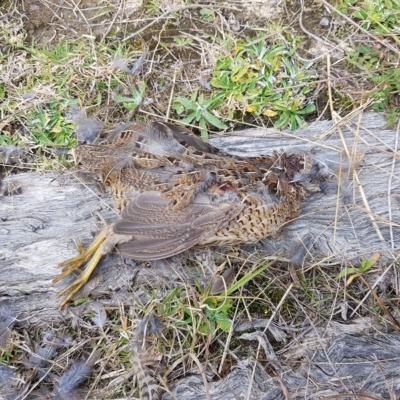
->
[2,111,399,316]
[1,111,399,399]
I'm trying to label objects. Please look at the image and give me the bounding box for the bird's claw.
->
[53,232,107,307]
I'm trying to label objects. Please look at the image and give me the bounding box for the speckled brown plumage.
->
[55,121,312,306]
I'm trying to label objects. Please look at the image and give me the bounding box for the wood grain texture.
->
[1,112,399,318]
[212,112,400,265]
[1,112,399,399]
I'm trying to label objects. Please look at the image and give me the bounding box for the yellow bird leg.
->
[53,229,108,307]
[58,247,105,307]
[53,230,107,284]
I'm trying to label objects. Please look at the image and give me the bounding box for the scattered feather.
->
[134,314,165,339]
[210,268,235,295]
[130,347,161,400]
[130,314,165,400]
[0,363,26,400]
[3,385,29,400]
[0,306,17,348]
[53,361,92,400]
[66,106,103,143]
[114,49,147,75]
[53,350,99,400]
[0,363,16,384]
[90,302,108,328]
[22,92,36,100]
[199,74,212,90]
[25,345,57,369]
[42,331,72,349]
[0,145,25,166]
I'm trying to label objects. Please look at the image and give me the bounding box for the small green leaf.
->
[113,94,139,103]
[181,112,196,125]
[216,317,231,332]
[203,110,228,130]
[336,267,362,280]
[174,103,185,114]
[175,97,197,111]
[199,117,208,139]
[73,297,89,306]
[274,113,290,129]
[296,103,316,115]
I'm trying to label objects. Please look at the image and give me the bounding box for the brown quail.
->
[54,121,312,306]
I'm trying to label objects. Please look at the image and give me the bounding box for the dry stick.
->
[349,122,400,158]
[217,294,240,376]
[188,353,211,400]
[388,119,400,249]
[350,258,399,318]
[316,101,372,143]
[320,0,400,56]
[122,4,240,42]
[321,394,382,400]
[165,69,176,122]
[358,274,400,335]
[336,114,385,242]
[326,55,342,243]
[297,0,339,63]
[100,0,124,43]
[326,56,385,242]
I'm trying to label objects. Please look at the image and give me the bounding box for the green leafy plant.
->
[199,8,215,22]
[174,88,228,139]
[209,36,316,130]
[156,261,272,339]
[199,260,272,333]
[351,0,400,44]
[173,37,193,47]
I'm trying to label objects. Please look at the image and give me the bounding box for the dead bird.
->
[54,120,327,306]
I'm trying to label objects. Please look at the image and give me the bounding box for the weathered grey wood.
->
[1,112,399,319]
[164,329,400,399]
[211,112,400,265]
[1,111,400,399]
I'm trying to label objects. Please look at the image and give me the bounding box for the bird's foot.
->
[53,230,107,307]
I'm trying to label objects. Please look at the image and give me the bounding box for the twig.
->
[358,274,400,335]
[165,69,176,121]
[350,259,399,318]
[388,119,400,249]
[122,4,240,42]
[326,58,385,243]
[326,55,341,243]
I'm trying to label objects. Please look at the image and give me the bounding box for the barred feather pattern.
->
[130,339,161,400]
[130,314,165,400]
[72,121,314,260]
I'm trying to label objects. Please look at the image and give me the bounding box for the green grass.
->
[0,24,145,163]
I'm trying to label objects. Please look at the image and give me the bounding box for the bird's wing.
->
[113,191,243,260]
